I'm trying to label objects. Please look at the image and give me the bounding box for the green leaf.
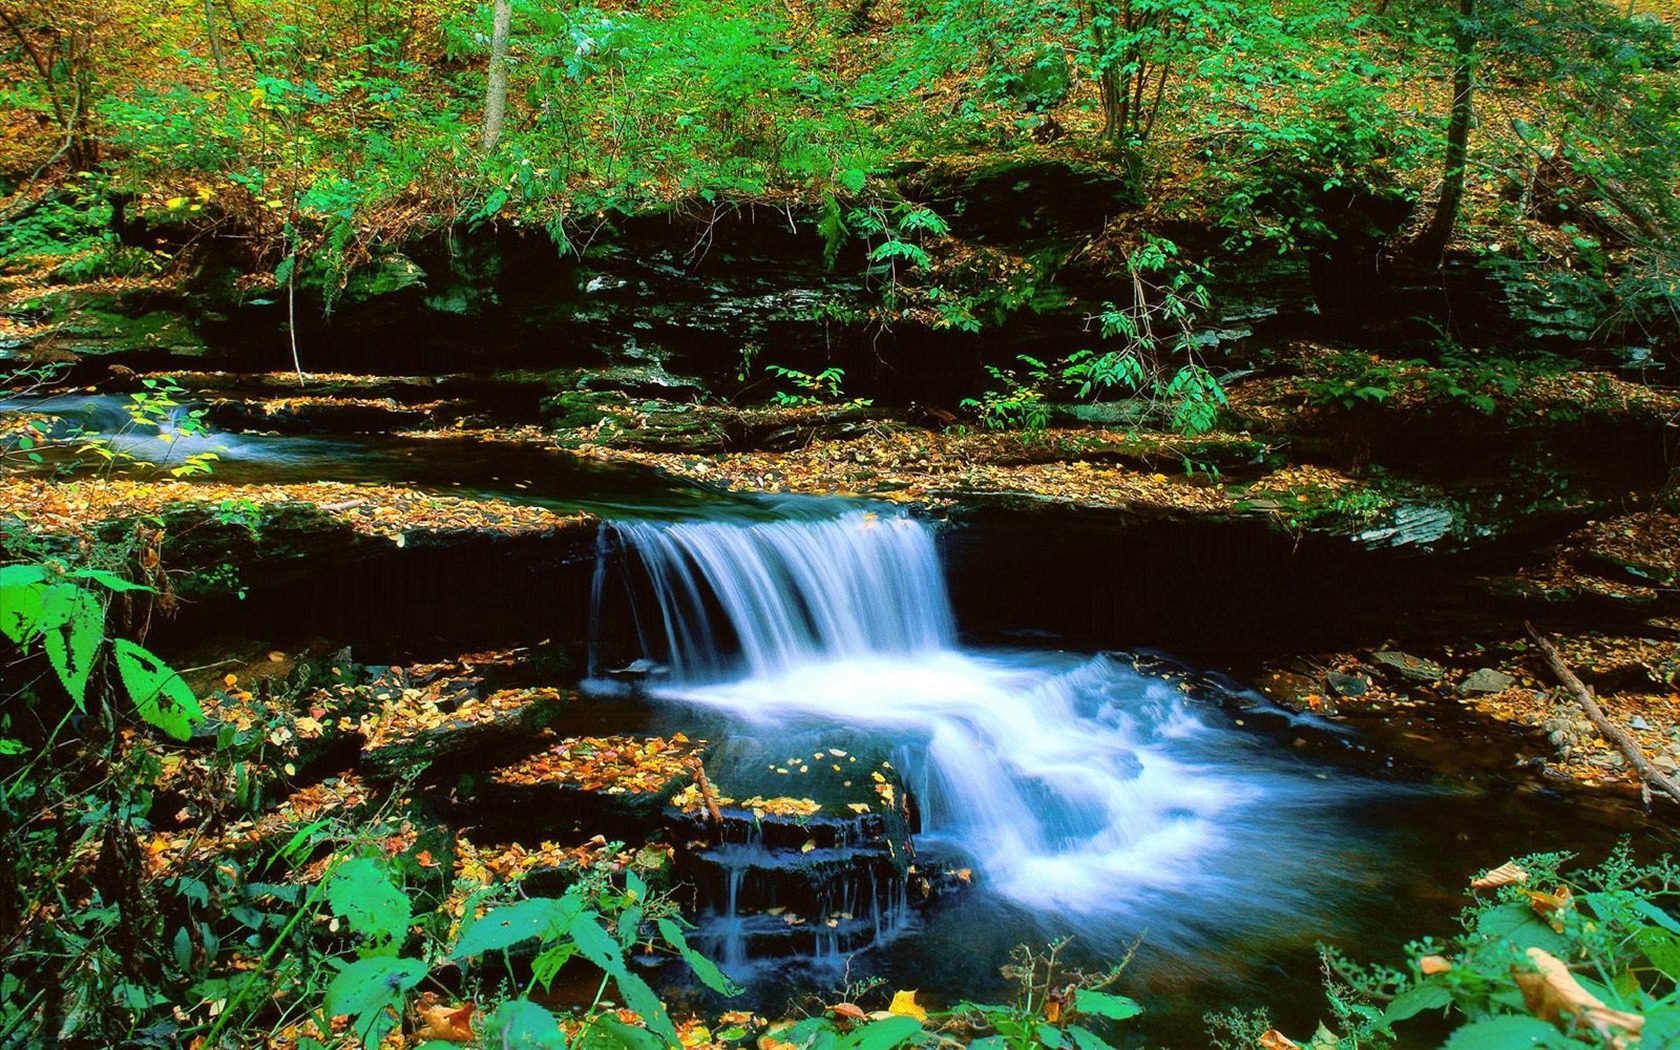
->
[68,568,153,592]
[323,956,425,1046]
[569,912,680,1045]
[1075,991,1141,1022]
[581,1014,666,1050]
[1633,899,1680,935]
[327,857,412,954]
[837,168,868,194]
[112,638,203,741]
[1379,981,1451,1026]
[483,999,568,1049]
[452,896,582,959]
[836,1015,922,1050]
[41,584,105,706]
[0,565,47,589]
[1066,1025,1116,1050]
[657,918,741,996]
[1439,1015,1560,1050]
[1475,902,1570,954]
[1637,926,1680,979]
[0,580,48,643]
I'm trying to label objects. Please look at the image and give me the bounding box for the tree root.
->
[1527,621,1680,808]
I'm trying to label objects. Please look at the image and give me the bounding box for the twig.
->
[1526,622,1680,807]
[686,756,723,827]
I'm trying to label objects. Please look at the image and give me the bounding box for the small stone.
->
[1629,715,1651,731]
[1370,650,1446,683]
[1457,668,1516,696]
[1655,754,1680,774]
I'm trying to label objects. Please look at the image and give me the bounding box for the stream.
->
[6,389,1676,1045]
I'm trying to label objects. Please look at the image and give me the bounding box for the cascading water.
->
[602,505,1378,962]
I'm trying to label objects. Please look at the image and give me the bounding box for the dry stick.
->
[687,756,724,828]
[1526,621,1680,808]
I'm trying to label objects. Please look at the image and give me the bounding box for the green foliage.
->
[946,938,1140,1050]
[0,561,203,739]
[1303,846,1680,1049]
[766,365,872,408]
[962,356,1052,432]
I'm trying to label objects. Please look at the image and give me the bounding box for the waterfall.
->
[611,509,955,680]
[605,506,1364,945]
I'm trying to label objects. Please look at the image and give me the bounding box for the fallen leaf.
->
[887,990,928,1023]
[1419,955,1452,975]
[415,1000,476,1042]
[1472,861,1529,889]
[1258,1030,1300,1050]
[1513,947,1644,1047]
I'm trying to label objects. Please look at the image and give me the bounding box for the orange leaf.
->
[887,990,927,1023]
[415,1001,476,1042]
[1258,1030,1300,1050]
[1471,861,1529,889]
[1513,948,1644,1047]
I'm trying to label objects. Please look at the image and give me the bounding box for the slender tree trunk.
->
[204,0,227,74]
[1418,0,1475,261]
[481,0,512,151]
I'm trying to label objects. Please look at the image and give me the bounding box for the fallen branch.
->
[1526,621,1680,807]
[686,756,723,827]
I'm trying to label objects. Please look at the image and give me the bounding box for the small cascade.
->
[610,510,954,680]
[603,506,1368,969]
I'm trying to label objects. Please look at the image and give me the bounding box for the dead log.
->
[1526,622,1680,807]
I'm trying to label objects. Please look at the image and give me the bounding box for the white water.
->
[611,507,1362,930]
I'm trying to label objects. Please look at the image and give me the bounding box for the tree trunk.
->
[204,0,227,74]
[481,0,512,152]
[1417,0,1475,261]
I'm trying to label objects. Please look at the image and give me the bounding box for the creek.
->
[5,388,1675,1045]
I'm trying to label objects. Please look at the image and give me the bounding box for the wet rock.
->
[1370,650,1445,683]
[1326,670,1371,698]
[360,687,570,778]
[1629,715,1652,731]
[1457,668,1516,696]
[1655,754,1679,774]
[1255,670,1322,710]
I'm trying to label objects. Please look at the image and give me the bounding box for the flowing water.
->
[598,511,1425,1004]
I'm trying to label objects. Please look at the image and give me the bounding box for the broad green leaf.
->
[569,913,679,1045]
[0,565,47,589]
[1074,991,1141,1022]
[1439,1015,1561,1050]
[323,956,425,1046]
[1637,926,1680,979]
[1475,902,1570,954]
[112,638,203,740]
[836,1014,922,1050]
[581,1014,666,1050]
[0,580,48,642]
[452,896,582,959]
[1066,1025,1116,1050]
[657,918,741,995]
[41,584,105,706]
[1633,899,1680,935]
[483,998,567,1049]
[327,857,411,955]
[1379,981,1452,1026]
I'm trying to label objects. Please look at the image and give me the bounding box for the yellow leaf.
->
[166,196,188,210]
[800,840,816,853]
[887,990,927,1023]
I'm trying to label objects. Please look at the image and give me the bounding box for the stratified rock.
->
[1457,668,1516,696]
[360,686,569,777]
[1370,650,1445,683]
